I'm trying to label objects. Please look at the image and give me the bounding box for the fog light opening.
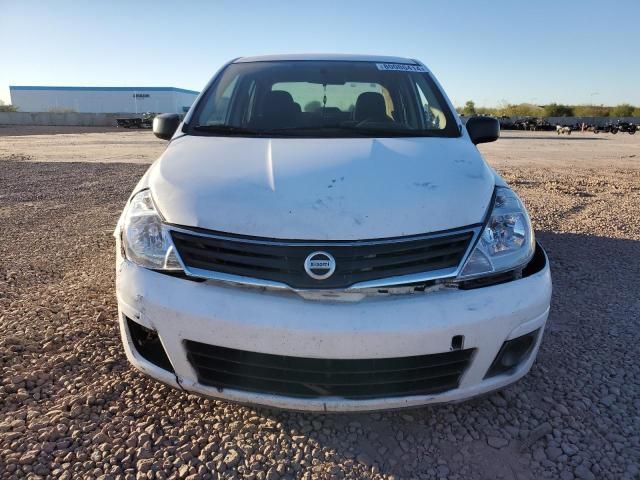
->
[485,329,539,378]
[451,335,465,351]
[126,316,174,373]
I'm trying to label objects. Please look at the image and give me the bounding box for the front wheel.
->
[611,128,618,134]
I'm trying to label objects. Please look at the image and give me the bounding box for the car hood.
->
[148,135,495,240]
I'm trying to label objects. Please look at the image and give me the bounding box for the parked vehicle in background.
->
[511,118,555,132]
[498,115,515,130]
[592,121,628,134]
[534,119,556,131]
[616,121,637,135]
[593,122,613,134]
[116,112,157,129]
[513,118,538,131]
[115,54,552,411]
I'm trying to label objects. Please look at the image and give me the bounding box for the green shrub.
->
[453,101,638,118]
[0,100,18,112]
[544,103,574,117]
[498,103,544,117]
[610,104,635,117]
[573,105,610,117]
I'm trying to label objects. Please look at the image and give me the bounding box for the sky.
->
[1,0,639,107]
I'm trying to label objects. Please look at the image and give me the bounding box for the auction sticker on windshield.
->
[376,63,428,72]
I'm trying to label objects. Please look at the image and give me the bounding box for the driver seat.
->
[257,90,299,128]
[354,92,392,122]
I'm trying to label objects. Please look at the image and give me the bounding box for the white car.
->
[115,54,551,412]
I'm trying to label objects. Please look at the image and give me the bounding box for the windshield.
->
[188,61,459,138]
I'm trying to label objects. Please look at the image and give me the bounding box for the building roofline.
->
[9,86,200,95]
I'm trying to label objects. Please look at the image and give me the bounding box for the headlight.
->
[459,187,534,279]
[121,189,182,270]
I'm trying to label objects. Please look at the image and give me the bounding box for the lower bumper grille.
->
[184,341,475,399]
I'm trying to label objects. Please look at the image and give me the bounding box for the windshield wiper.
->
[344,127,439,137]
[262,126,368,136]
[192,124,262,135]
[310,124,441,137]
[192,124,442,138]
[264,123,443,137]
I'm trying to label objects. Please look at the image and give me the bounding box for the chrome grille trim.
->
[168,224,482,292]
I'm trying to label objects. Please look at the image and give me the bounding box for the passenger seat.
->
[354,92,393,123]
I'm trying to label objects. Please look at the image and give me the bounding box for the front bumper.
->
[115,246,551,412]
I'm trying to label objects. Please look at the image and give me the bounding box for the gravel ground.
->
[1,129,639,479]
[0,126,123,137]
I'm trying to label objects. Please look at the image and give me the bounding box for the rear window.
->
[272,81,390,113]
[189,60,459,138]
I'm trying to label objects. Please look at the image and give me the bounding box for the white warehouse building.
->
[9,86,200,114]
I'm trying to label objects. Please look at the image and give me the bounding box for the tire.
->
[629,129,636,135]
[611,128,618,134]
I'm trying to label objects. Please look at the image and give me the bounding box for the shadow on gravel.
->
[248,231,640,479]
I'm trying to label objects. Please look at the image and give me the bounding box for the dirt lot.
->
[1,128,639,480]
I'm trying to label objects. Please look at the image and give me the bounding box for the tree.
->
[610,103,635,117]
[0,99,18,112]
[544,103,574,117]
[304,100,322,112]
[634,107,640,117]
[462,100,476,116]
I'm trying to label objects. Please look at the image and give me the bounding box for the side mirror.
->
[466,116,500,144]
[153,113,181,140]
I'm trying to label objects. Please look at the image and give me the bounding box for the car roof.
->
[233,54,420,64]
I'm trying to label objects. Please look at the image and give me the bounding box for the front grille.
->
[171,228,474,289]
[184,341,475,399]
